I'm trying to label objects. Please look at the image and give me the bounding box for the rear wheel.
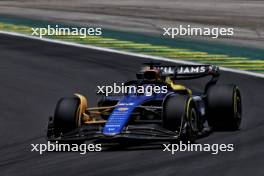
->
[207,84,242,130]
[162,94,199,142]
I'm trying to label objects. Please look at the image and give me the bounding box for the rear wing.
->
[156,65,220,79]
[138,64,220,93]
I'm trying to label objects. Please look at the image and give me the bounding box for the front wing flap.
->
[47,124,180,142]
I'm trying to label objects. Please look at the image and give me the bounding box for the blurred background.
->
[0,0,263,48]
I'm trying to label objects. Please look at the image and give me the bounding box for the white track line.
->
[1,30,264,78]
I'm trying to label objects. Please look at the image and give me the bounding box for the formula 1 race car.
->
[47,63,242,143]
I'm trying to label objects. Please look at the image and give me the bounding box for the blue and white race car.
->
[47,63,242,143]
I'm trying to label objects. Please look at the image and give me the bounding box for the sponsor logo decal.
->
[178,66,206,74]
[156,66,175,74]
[118,103,134,106]
[117,107,129,112]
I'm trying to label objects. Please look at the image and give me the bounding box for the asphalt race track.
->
[0,33,264,176]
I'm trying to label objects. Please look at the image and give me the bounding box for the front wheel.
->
[162,94,199,142]
[52,97,82,137]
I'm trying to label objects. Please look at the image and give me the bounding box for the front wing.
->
[47,124,181,142]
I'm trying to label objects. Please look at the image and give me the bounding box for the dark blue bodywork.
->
[103,83,169,136]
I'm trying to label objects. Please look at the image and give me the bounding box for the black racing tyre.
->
[162,94,199,142]
[185,100,199,142]
[53,97,81,136]
[207,84,242,131]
